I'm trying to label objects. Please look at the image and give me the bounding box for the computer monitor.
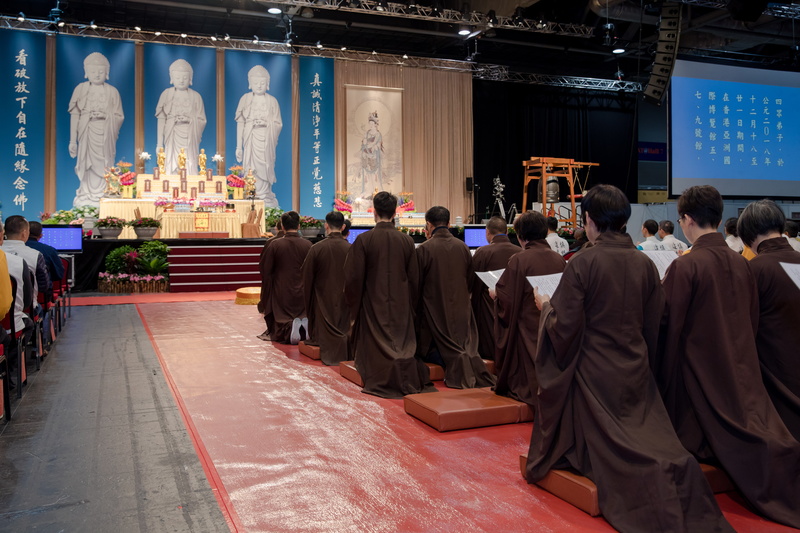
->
[39,224,84,253]
[463,227,488,248]
[346,228,370,244]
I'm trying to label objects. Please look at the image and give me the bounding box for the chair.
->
[0,351,9,422]
[1,278,27,399]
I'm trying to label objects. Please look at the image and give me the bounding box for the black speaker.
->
[643,2,681,105]
[466,176,474,193]
[727,0,768,21]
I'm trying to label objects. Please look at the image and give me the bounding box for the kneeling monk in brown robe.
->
[528,185,731,533]
[416,206,495,389]
[344,192,435,399]
[260,211,312,344]
[302,211,351,365]
[658,186,800,528]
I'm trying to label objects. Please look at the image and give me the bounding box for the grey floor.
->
[0,305,229,532]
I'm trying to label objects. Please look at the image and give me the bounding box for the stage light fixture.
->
[402,53,409,59]
[134,25,142,31]
[224,33,231,41]
[181,33,188,38]
[18,12,25,22]
[458,26,471,36]
[253,35,259,43]
[300,7,314,18]
[316,41,323,48]
[372,50,378,55]
[376,0,388,11]
[341,46,347,51]
[155,31,162,36]
[90,20,97,29]
[268,7,282,14]
[612,47,625,54]
[58,21,65,27]
[486,10,497,26]
[210,35,217,41]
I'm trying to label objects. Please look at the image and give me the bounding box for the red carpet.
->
[136,300,796,533]
[72,291,236,306]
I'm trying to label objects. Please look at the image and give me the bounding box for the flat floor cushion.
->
[518,454,735,518]
[234,287,261,305]
[298,341,321,360]
[404,387,533,432]
[339,361,364,387]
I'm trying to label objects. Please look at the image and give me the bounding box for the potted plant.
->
[264,207,284,233]
[95,217,127,239]
[128,217,161,240]
[299,215,321,239]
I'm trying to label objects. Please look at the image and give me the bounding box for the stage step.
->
[168,244,263,293]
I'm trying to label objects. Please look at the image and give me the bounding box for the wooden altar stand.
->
[522,157,598,229]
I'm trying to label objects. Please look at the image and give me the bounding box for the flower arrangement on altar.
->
[198,199,227,209]
[116,161,136,184]
[127,217,161,228]
[334,191,353,214]
[399,227,426,236]
[153,197,173,207]
[173,197,194,206]
[139,151,151,162]
[397,191,415,213]
[299,215,320,229]
[212,153,224,163]
[95,216,126,228]
[98,273,168,293]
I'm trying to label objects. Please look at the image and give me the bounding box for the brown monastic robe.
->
[258,230,285,333]
[344,221,435,399]
[527,231,731,533]
[657,231,800,528]
[748,237,800,440]
[261,232,313,344]
[494,240,565,407]
[416,228,495,389]
[301,232,350,366]
[470,234,519,360]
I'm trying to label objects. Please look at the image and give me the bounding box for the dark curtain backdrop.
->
[472,80,638,222]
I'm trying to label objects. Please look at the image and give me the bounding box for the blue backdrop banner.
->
[298,56,335,220]
[224,50,292,210]
[56,35,136,210]
[0,29,46,219]
[144,44,217,180]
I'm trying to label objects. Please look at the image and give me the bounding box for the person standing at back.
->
[344,192,434,399]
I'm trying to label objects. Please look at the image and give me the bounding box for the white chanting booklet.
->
[642,250,681,280]
[780,262,800,291]
[526,273,563,298]
[476,269,505,291]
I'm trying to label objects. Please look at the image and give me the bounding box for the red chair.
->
[25,299,43,372]
[0,346,10,422]
[1,278,27,399]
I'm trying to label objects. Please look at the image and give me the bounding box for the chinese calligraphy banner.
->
[671,59,800,198]
[224,50,292,211]
[299,56,334,219]
[0,29,46,218]
[55,35,136,210]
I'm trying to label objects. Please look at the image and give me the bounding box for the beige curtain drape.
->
[334,61,473,220]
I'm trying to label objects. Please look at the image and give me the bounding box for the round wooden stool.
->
[235,287,261,305]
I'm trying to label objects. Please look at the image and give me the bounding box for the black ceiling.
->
[5,0,800,83]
